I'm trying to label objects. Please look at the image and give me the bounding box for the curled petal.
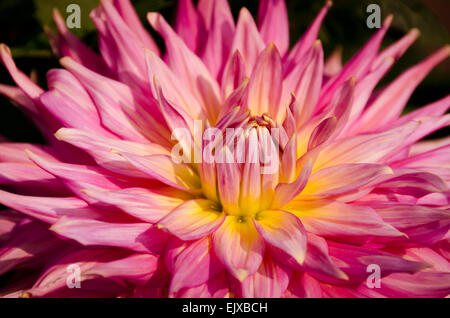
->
[254,210,307,265]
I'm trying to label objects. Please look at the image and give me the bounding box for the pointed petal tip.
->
[384,14,394,26]
[337,270,350,281]
[443,44,450,55]
[294,253,306,266]
[147,11,162,27]
[54,129,64,141]
[409,28,420,38]
[265,42,280,55]
[0,43,11,57]
[235,269,250,282]
[59,56,75,68]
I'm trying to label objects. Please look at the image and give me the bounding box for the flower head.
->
[0,0,449,298]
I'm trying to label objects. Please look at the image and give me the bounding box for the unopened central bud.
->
[214,114,281,217]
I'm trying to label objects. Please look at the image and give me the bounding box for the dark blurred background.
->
[0,0,448,143]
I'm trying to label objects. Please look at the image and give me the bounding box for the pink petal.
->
[238,253,291,297]
[230,8,265,75]
[342,56,395,131]
[324,46,342,78]
[169,237,222,294]
[158,199,224,241]
[285,272,322,298]
[301,233,348,281]
[51,9,110,75]
[283,1,331,74]
[246,44,283,121]
[61,57,169,144]
[317,15,392,111]
[221,50,246,98]
[352,46,450,133]
[145,49,205,121]
[253,209,307,265]
[0,143,58,163]
[396,94,450,125]
[239,129,262,214]
[380,272,450,298]
[175,272,230,298]
[112,0,160,54]
[119,152,201,191]
[200,0,235,79]
[393,144,450,172]
[85,253,161,285]
[95,0,150,91]
[0,162,67,196]
[372,28,420,70]
[0,44,43,101]
[314,121,419,170]
[283,40,323,127]
[0,84,37,114]
[43,69,115,138]
[0,221,62,275]
[213,215,265,281]
[28,249,130,297]
[81,187,186,223]
[375,204,450,244]
[258,0,289,56]
[50,217,167,254]
[217,149,241,214]
[147,12,221,123]
[273,157,313,207]
[280,135,297,183]
[175,0,200,52]
[307,116,337,151]
[54,128,170,178]
[285,199,404,241]
[0,190,108,224]
[328,242,428,285]
[27,150,137,202]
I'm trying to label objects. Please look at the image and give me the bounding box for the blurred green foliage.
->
[0,0,448,142]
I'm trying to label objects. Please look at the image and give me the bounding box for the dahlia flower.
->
[0,0,449,298]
